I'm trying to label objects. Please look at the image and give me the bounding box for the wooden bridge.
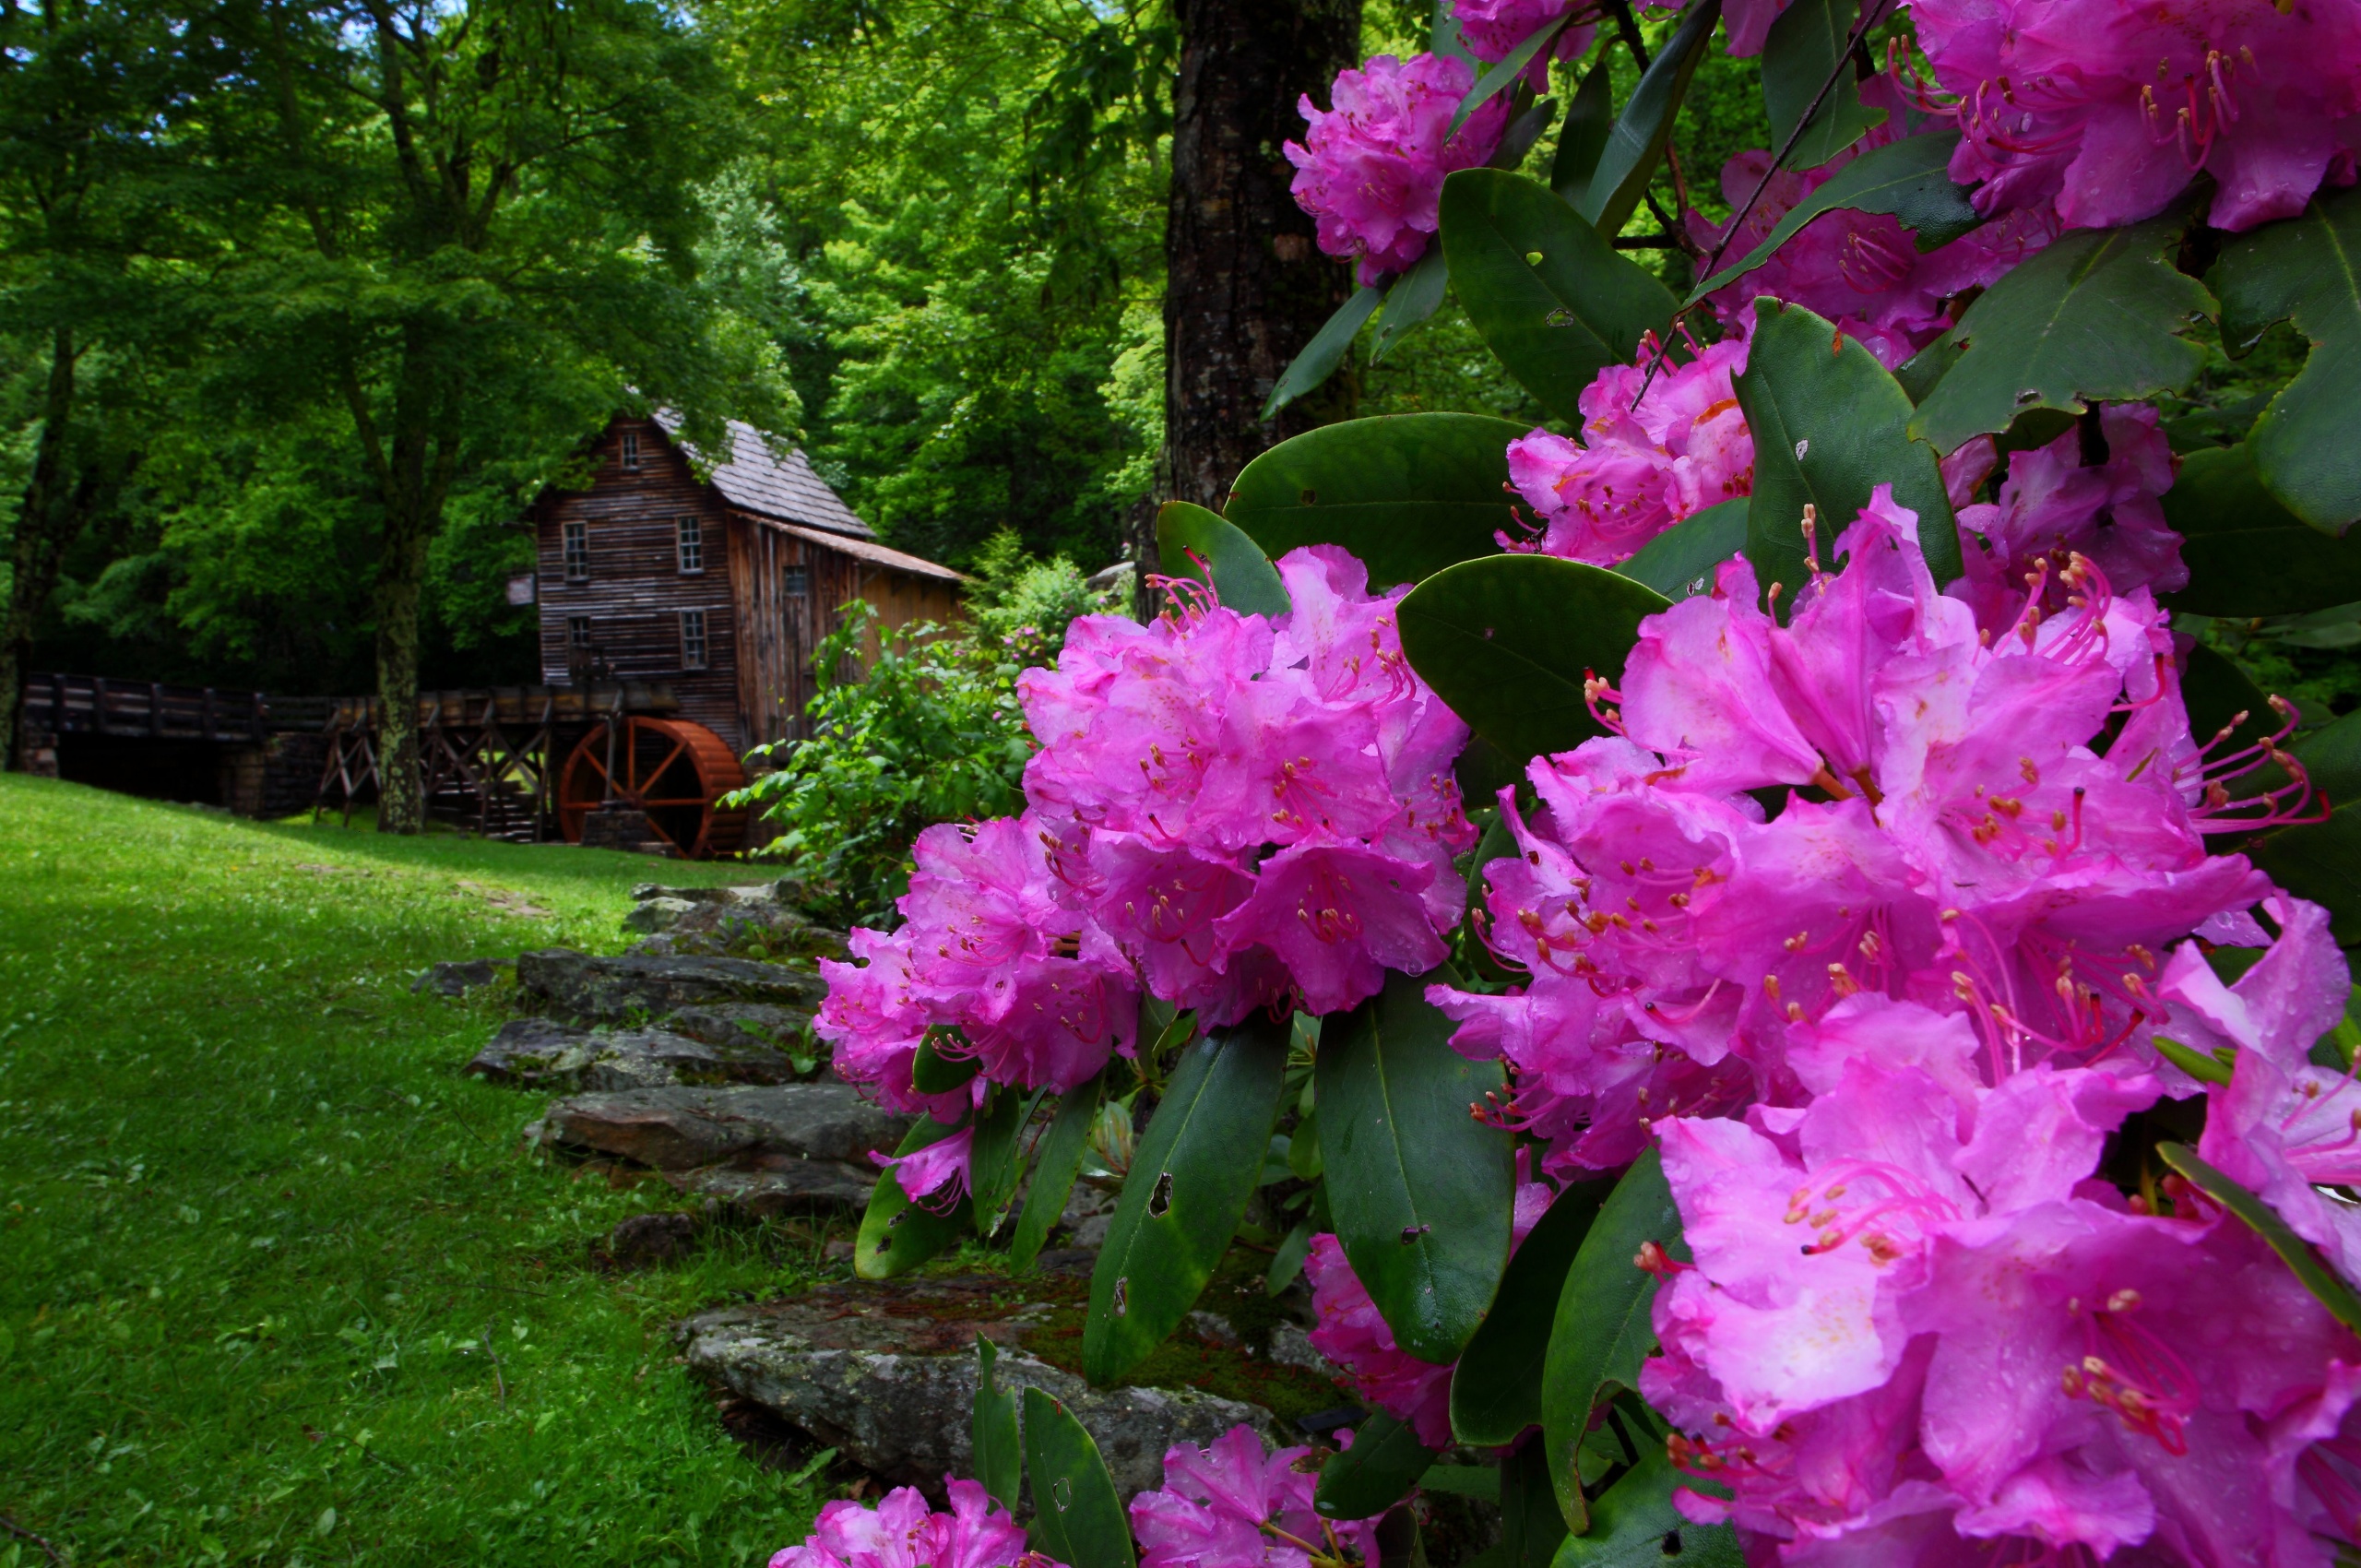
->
[19,671,322,744]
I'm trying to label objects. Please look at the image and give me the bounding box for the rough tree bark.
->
[1143,0,1362,612]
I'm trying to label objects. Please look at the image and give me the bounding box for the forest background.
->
[0,0,1790,706]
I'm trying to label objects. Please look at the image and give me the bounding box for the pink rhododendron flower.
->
[815,814,1140,1114]
[1502,331,1755,564]
[874,1125,973,1206]
[1020,547,1475,1025]
[1305,1234,1457,1446]
[1951,404,2187,633]
[1913,0,2361,232]
[1450,0,1597,84]
[1130,1425,1382,1568]
[1431,490,2287,1181]
[895,814,1140,1093]
[1688,86,2060,366]
[1286,53,1510,286]
[771,1479,1049,1568]
[1643,1053,2361,1564]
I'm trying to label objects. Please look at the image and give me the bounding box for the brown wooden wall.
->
[535,416,967,755]
[534,418,747,746]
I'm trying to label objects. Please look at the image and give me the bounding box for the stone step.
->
[676,1277,1285,1499]
[532,1083,909,1171]
[516,949,827,1026]
[468,1018,797,1093]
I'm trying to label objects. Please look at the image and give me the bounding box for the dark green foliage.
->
[1317,968,1514,1363]
[854,1115,976,1280]
[973,1339,1023,1512]
[1543,1150,1683,1527]
[1450,1181,1611,1445]
[1398,555,1669,764]
[1084,1017,1291,1384]
[2208,186,2361,533]
[1021,1387,1137,1568]
[1314,1412,1441,1520]
[1157,501,1291,617]
[1737,299,1962,590]
[1439,170,1677,423]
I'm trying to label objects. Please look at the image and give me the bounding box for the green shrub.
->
[731,546,1115,930]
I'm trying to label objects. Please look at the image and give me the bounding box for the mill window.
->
[567,615,592,648]
[677,516,704,574]
[620,431,641,469]
[681,609,708,671]
[562,520,589,581]
[781,564,809,598]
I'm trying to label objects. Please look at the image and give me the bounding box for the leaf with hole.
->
[855,1116,974,1280]
[1613,500,1750,602]
[1541,1149,1682,1527]
[1022,1386,1136,1568]
[1737,299,1962,593]
[1158,502,1290,618]
[2208,186,2361,535]
[1400,553,1669,766]
[1315,1411,1441,1520]
[1264,285,1383,420]
[1439,169,1678,424]
[972,1339,1021,1512]
[1452,1181,1613,1445]
[2156,1143,2361,1331]
[1320,968,1514,1362]
[1011,1071,1106,1273]
[1084,1016,1290,1384]
[1226,414,1531,589]
[1578,0,1721,238]
[1908,214,2214,455]
[1688,133,1979,305]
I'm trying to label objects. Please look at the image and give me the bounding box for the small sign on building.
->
[505,572,538,606]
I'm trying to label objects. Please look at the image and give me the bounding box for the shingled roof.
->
[653,412,872,540]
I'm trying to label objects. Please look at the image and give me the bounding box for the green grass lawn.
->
[0,776,835,1567]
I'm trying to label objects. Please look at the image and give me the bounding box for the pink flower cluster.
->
[1688,87,2060,368]
[1502,331,2187,627]
[1449,0,1597,84]
[1947,403,2189,631]
[1018,547,1475,1025]
[770,1480,1050,1568]
[1913,0,2361,232]
[1287,53,1509,287]
[1430,492,2355,1561]
[1131,1426,1382,1568]
[1502,331,1754,565]
[818,548,1476,1194]
[1648,900,2361,1562]
[1305,1181,1554,1445]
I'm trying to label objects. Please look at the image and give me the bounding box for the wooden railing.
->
[21,672,274,744]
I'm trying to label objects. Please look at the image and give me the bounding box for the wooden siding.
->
[533,415,967,754]
[534,418,746,747]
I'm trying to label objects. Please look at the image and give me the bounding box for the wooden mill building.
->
[522,412,965,752]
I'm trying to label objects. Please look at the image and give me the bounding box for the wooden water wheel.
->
[556,716,749,859]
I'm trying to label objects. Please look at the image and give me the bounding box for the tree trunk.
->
[1144,0,1363,611]
[363,334,458,835]
[1,327,80,772]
